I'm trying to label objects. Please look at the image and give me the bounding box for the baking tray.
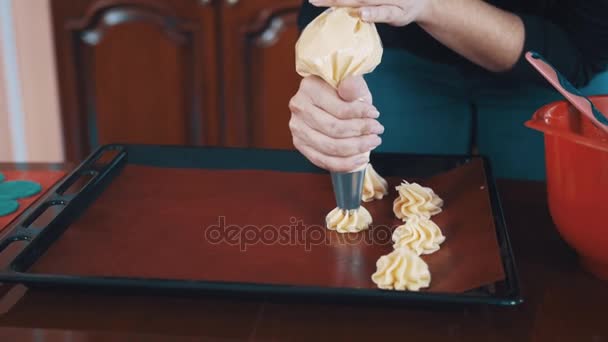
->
[0,144,521,306]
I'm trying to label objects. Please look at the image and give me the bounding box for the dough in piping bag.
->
[392,215,446,255]
[295,7,383,88]
[371,247,431,291]
[325,206,372,233]
[362,163,388,202]
[393,181,443,221]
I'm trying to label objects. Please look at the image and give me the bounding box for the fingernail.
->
[369,109,380,118]
[360,8,370,21]
[375,135,383,145]
[309,0,321,5]
[370,122,384,134]
[369,137,382,149]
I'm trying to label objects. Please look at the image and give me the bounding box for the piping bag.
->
[295,7,383,210]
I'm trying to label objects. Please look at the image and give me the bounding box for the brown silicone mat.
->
[29,159,504,293]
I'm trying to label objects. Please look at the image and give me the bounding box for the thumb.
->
[338,76,373,104]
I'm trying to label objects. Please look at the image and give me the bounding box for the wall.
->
[0,0,64,162]
[0,39,12,161]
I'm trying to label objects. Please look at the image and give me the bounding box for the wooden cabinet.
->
[51,0,302,161]
[218,0,301,148]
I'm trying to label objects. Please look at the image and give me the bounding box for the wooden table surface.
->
[0,164,606,341]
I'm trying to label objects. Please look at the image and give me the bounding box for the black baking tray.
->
[0,144,521,306]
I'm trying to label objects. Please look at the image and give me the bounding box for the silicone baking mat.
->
[0,145,521,305]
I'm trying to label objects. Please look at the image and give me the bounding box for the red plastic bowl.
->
[526,96,608,280]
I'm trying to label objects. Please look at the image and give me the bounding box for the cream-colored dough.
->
[393,181,443,221]
[392,215,446,255]
[362,163,388,202]
[325,206,372,233]
[371,247,431,291]
[295,7,383,88]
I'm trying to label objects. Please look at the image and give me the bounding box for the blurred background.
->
[2,0,608,165]
[0,0,302,162]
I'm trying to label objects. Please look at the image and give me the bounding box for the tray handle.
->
[0,145,127,271]
[0,236,30,256]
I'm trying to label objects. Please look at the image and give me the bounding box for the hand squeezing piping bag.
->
[295,7,383,210]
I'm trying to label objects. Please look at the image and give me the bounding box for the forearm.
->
[418,0,525,73]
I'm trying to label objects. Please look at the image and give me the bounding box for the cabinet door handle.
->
[225,0,239,6]
[199,0,213,5]
[257,17,284,47]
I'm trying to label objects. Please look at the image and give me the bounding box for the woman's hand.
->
[309,0,434,26]
[288,76,384,172]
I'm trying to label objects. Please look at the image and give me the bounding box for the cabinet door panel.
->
[220,0,302,149]
[52,0,219,161]
[91,16,190,146]
[247,11,300,149]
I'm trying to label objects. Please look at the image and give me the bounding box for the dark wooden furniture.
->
[0,164,606,341]
[51,0,302,161]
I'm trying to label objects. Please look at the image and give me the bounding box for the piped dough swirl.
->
[392,215,446,255]
[371,247,431,291]
[393,181,443,221]
[362,163,389,202]
[325,206,372,233]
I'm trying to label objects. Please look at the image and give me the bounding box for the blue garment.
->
[366,49,608,180]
